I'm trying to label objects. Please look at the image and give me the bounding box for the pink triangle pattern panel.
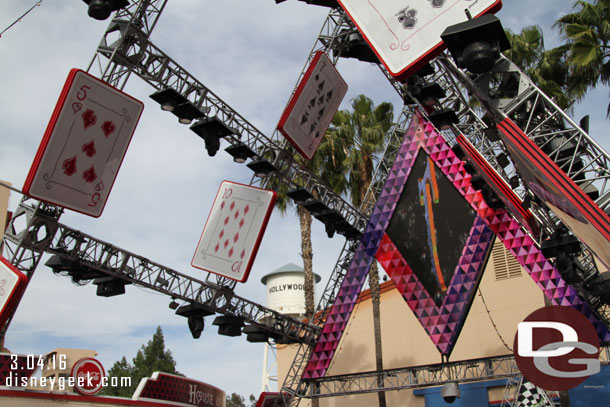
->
[377,215,494,356]
[404,112,610,343]
[301,111,610,380]
[301,111,428,379]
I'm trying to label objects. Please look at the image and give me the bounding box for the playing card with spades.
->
[192,181,277,282]
[23,69,144,217]
[278,51,347,160]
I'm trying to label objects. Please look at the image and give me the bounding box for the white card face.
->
[278,52,348,160]
[338,0,501,78]
[192,181,277,282]
[0,259,22,317]
[23,69,144,217]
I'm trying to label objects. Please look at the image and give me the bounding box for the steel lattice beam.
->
[2,198,320,344]
[296,348,610,398]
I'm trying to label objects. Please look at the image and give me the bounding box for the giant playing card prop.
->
[338,0,502,80]
[23,69,143,217]
[278,51,348,159]
[0,256,27,331]
[192,181,277,283]
[302,112,610,379]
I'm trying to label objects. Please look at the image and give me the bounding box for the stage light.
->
[93,276,127,297]
[243,324,281,343]
[302,199,330,216]
[334,221,363,241]
[315,209,345,239]
[509,176,520,189]
[334,31,379,63]
[169,299,179,310]
[587,273,610,305]
[172,103,206,125]
[428,108,459,131]
[45,255,103,280]
[188,316,204,339]
[441,14,510,74]
[496,152,510,168]
[176,303,215,339]
[149,88,188,112]
[247,159,277,177]
[82,0,128,21]
[541,235,581,259]
[414,82,446,106]
[483,126,500,142]
[212,315,245,337]
[190,117,233,156]
[287,188,314,205]
[242,324,269,343]
[297,0,340,7]
[225,143,256,163]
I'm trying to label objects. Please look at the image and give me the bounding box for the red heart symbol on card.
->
[72,102,82,114]
[82,166,97,183]
[82,109,97,130]
[101,121,116,138]
[82,140,96,157]
[62,156,77,176]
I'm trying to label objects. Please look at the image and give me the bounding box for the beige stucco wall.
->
[278,238,546,406]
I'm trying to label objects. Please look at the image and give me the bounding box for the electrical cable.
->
[1,1,45,39]
[477,287,513,352]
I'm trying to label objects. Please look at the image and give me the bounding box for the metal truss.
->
[296,347,610,398]
[300,354,519,398]
[0,197,64,339]
[87,4,366,234]
[1,198,319,345]
[86,0,169,90]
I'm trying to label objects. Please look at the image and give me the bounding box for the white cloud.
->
[2,0,609,401]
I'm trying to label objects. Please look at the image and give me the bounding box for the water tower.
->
[261,262,321,319]
[259,263,321,392]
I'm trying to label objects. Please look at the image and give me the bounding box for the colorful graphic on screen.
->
[386,152,477,306]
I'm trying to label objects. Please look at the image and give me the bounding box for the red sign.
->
[513,306,601,391]
[70,357,105,395]
[133,372,225,407]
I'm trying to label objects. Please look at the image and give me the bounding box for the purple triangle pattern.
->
[301,113,426,379]
[301,112,610,380]
[377,215,494,355]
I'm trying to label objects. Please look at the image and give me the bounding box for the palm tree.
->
[504,25,575,110]
[270,170,317,320]
[327,94,394,407]
[555,0,610,115]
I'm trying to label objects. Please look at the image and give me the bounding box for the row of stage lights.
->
[148,87,363,241]
[45,254,297,342]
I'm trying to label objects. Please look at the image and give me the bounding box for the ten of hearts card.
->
[23,69,144,217]
[192,181,277,283]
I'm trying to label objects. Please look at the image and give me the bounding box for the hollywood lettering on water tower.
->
[268,283,305,294]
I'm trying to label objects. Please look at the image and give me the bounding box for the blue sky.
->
[0,0,606,400]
